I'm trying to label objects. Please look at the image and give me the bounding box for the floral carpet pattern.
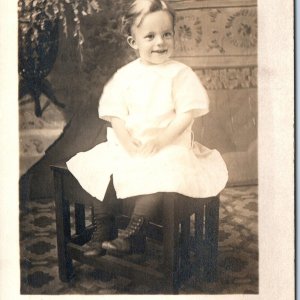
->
[20,185,258,294]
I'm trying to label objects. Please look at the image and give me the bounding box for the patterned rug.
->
[19,185,258,294]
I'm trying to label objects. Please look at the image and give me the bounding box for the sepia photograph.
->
[0,0,294,298]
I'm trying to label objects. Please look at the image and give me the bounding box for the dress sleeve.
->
[98,71,128,122]
[173,66,209,118]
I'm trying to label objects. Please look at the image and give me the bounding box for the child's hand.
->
[125,137,142,156]
[140,138,163,156]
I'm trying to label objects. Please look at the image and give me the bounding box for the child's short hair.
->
[121,0,176,37]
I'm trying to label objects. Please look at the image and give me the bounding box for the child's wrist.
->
[156,136,166,149]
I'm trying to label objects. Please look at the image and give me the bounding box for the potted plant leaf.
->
[18,0,102,117]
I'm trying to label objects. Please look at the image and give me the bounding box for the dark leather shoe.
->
[83,242,107,257]
[102,238,131,253]
[102,238,146,255]
[82,214,116,257]
[102,234,146,255]
[102,215,147,255]
[118,215,146,239]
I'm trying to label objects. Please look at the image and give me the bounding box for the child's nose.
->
[155,35,164,45]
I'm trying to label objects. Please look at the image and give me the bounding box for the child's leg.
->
[84,178,119,257]
[83,198,115,256]
[102,193,163,254]
[132,192,162,221]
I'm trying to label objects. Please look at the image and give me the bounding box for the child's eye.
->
[145,34,154,40]
[163,32,173,38]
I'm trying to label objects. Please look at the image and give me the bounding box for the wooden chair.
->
[51,163,220,294]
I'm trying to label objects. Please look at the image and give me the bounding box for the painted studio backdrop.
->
[18,0,258,294]
[19,0,257,200]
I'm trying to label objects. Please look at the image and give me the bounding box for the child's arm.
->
[140,111,193,156]
[111,117,141,155]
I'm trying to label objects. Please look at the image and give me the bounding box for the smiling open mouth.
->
[152,50,168,54]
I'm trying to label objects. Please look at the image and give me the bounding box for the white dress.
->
[67,58,228,201]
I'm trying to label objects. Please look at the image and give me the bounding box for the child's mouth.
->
[152,50,167,54]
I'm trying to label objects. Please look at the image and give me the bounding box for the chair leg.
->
[203,196,220,282]
[162,193,180,294]
[180,217,191,280]
[53,170,74,282]
[74,203,86,235]
[194,204,204,264]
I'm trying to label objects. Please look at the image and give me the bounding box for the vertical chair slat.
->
[53,167,74,282]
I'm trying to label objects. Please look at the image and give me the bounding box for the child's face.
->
[128,10,175,65]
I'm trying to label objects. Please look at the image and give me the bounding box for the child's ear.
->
[127,36,138,50]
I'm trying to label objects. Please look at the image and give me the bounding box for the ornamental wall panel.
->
[170,0,258,185]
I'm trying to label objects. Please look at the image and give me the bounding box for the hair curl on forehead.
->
[121,0,176,37]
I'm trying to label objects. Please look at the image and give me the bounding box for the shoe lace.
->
[120,216,144,238]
